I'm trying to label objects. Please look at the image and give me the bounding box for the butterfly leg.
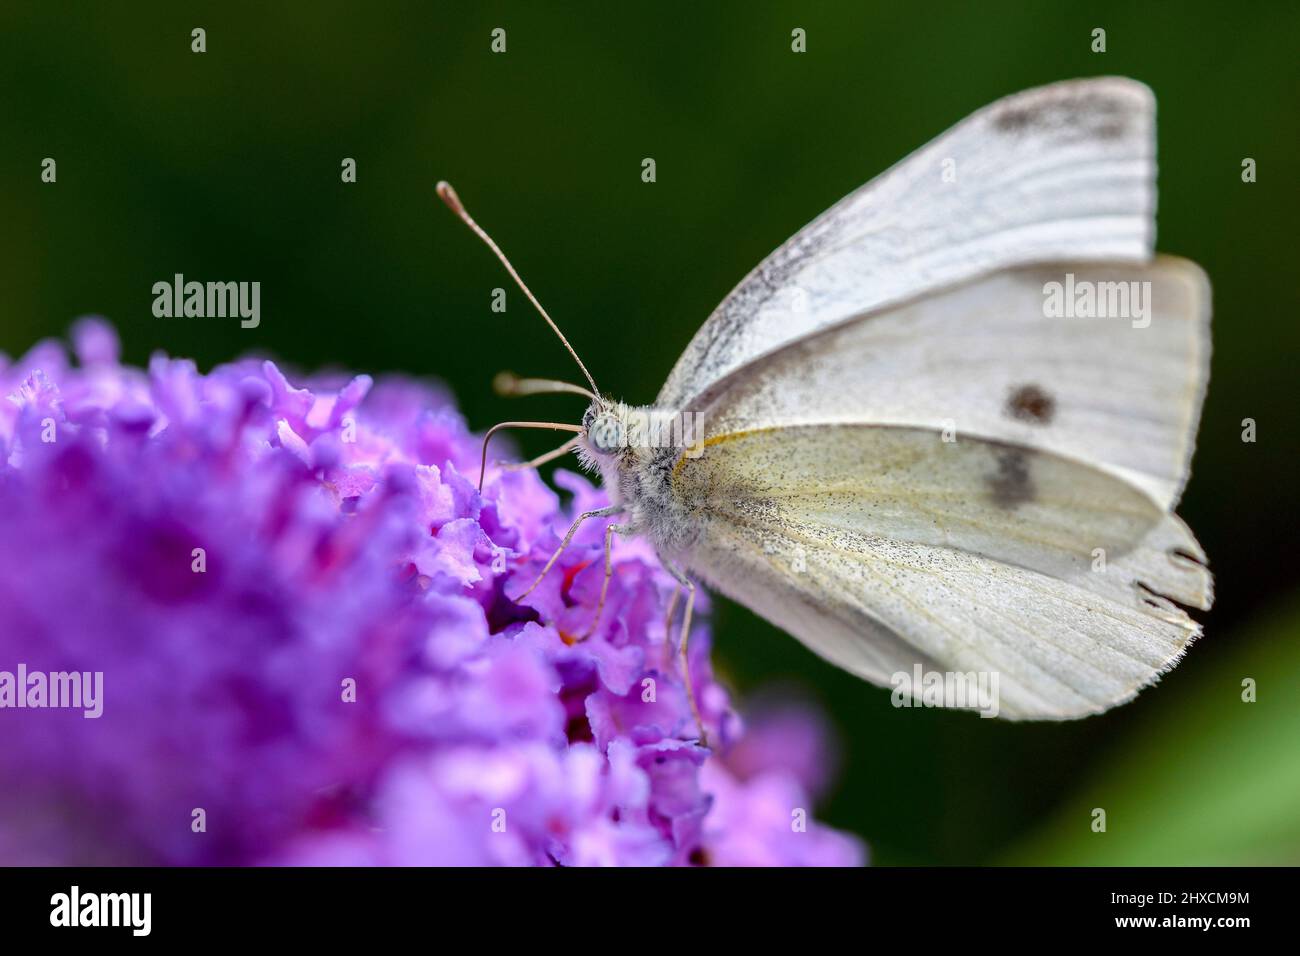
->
[516,504,623,600]
[577,522,633,640]
[662,586,680,645]
[665,562,708,749]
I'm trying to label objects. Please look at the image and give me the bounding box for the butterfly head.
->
[581,399,630,458]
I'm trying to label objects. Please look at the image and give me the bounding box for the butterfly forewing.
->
[693,257,1210,511]
[659,77,1156,412]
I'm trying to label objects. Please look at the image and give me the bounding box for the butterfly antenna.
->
[494,371,595,401]
[476,420,583,492]
[437,182,600,397]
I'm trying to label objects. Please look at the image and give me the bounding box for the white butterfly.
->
[440,76,1212,734]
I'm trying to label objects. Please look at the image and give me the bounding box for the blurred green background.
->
[2,1,1297,864]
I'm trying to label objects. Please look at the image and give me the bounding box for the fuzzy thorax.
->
[576,399,706,555]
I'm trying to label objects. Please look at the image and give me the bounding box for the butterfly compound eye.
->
[588,415,624,455]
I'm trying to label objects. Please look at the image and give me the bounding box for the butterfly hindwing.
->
[674,424,1210,719]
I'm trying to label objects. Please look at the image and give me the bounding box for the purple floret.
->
[0,319,865,867]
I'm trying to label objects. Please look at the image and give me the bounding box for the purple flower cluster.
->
[0,319,864,866]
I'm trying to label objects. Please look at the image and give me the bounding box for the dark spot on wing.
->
[1093,117,1127,140]
[987,448,1035,510]
[992,105,1035,133]
[991,90,1130,142]
[1005,384,1056,424]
